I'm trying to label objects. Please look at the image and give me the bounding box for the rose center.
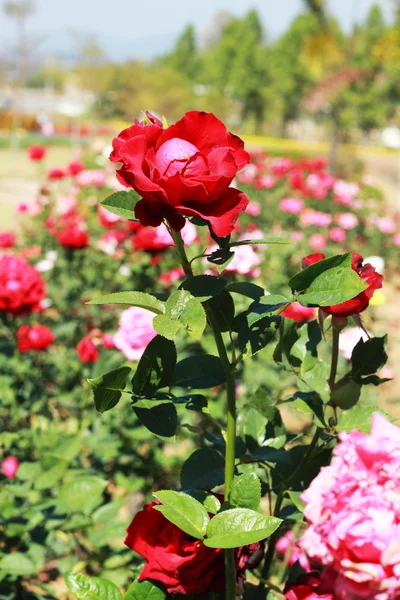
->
[155,137,206,177]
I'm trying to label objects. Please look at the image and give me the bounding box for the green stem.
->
[328,327,340,390]
[170,227,237,600]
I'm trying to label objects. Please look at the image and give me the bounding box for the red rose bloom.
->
[0,231,16,248]
[17,324,55,352]
[48,167,65,180]
[125,501,262,595]
[67,161,85,176]
[110,111,250,237]
[56,225,89,248]
[28,145,46,161]
[285,573,335,600]
[301,253,383,318]
[0,255,46,315]
[76,337,99,363]
[282,302,316,322]
[132,226,171,252]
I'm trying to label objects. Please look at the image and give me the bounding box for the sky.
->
[0,0,395,62]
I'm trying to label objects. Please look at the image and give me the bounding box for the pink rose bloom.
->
[255,175,276,189]
[276,531,311,571]
[334,180,360,207]
[300,209,317,227]
[98,205,121,228]
[311,211,332,227]
[224,243,261,277]
[16,202,29,214]
[102,333,115,349]
[279,197,305,214]
[338,326,370,360]
[393,233,400,247]
[56,195,78,216]
[309,233,327,252]
[335,213,359,230]
[0,232,16,248]
[329,228,347,243]
[307,173,335,199]
[281,302,316,322]
[237,164,258,184]
[1,456,19,479]
[271,157,294,177]
[245,200,261,216]
[179,220,198,245]
[300,413,400,600]
[377,218,396,235]
[113,307,156,361]
[76,169,107,188]
[291,231,304,242]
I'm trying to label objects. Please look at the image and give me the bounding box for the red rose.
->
[110,111,250,237]
[17,324,55,352]
[28,145,46,161]
[285,573,335,600]
[132,225,171,252]
[0,231,16,248]
[125,501,262,595]
[48,167,65,180]
[76,337,99,363]
[0,255,46,316]
[67,161,85,176]
[301,253,383,318]
[56,225,89,248]
[281,302,316,322]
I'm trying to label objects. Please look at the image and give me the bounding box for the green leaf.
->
[165,291,206,340]
[188,490,221,514]
[87,292,165,314]
[290,254,368,307]
[207,247,235,269]
[172,355,225,389]
[290,392,326,427]
[229,237,291,247]
[153,315,182,340]
[351,336,388,383]
[124,580,166,600]
[181,448,225,490]
[132,336,177,396]
[287,491,306,513]
[237,315,280,357]
[205,291,235,332]
[35,459,67,490]
[65,571,123,600]
[331,377,361,409]
[88,366,131,413]
[229,473,261,510]
[245,388,279,421]
[58,476,107,513]
[204,509,282,548]
[247,295,289,327]
[133,400,178,439]
[226,281,265,300]
[184,394,209,413]
[101,190,141,220]
[153,491,210,539]
[336,405,387,434]
[179,275,227,302]
[0,552,36,576]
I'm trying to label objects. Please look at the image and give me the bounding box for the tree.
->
[165,25,199,81]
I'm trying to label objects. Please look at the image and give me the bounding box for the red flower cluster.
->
[17,324,55,352]
[281,302,316,322]
[56,225,89,248]
[110,111,250,237]
[0,231,16,248]
[285,573,334,600]
[0,255,46,315]
[76,336,99,363]
[302,253,383,318]
[125,501,262,595]
[27,145,46,162]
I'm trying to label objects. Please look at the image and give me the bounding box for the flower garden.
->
[1,110,399,600]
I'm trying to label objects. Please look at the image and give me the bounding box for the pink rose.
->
[393,233,400,247]
[245,200,261,216]
[98,205,121,228]
[113,307,156,361]
[307,173,335,199]
[271,157,294,177]
[335,213,359,230]
[309,233,327,252]
[223,243,261,277]
[333,180,360,206]
[276,531,311,571]
[279,197,305,214]
[1,456,19,478]
[255,175,276,189]
[76,169,107,188]
[329,228,346,243]
[338,326,369,360]
[377,217,396,235]
[300,413,400,600]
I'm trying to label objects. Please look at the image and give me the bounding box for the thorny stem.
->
[170,227,237,600]
[328,327,340,390]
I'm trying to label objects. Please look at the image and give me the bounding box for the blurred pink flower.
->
[333,180,360,206]
[224,244,261,277]
[113,307,156,361]
[393,233,400,247]
[271,157,294,177]
[300,210,332,228]
[281,302,316,322]
[306,173,335,199]
[309,233,327,252]
[245,200,261,216]
[98,205,121,228]
[329,228,347,243]
[76,169,107,188]
[276,531,311,571]
[291,231,304,242]
[335,213,359,230]
[1,456,19,479]
[377,217,396,235]
[300,413,400,600]
[338,326,369,360]
[159,267,185,286]
[56,195,78,216]
[0,232,16,248]
[255,175,276,189]
[279,197,305,214]
[16,202,29,214]
[237,164,258,184]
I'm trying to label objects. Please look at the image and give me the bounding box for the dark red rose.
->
[67,161,85,176]
[285,572,335,600]
[76,337,99,363]
[0,255,46,316]
[0,232,16,248]
[132,225,171,252]
[56,225,89,248]
[125,501,263,595]
[17,324,55,352]
[281,302,316,322]
[301,253,383,318]
[110,111,250,237]
[28,145,46,162]
[48,167,65,180]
